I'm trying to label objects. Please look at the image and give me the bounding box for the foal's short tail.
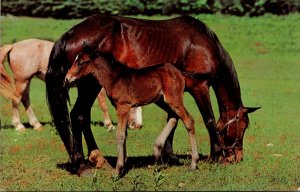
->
[0,45,18,102]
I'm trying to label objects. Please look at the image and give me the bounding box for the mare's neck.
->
[213,65,243,118]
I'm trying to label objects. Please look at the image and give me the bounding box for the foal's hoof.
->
[15,123,26,132]
[88,149,113,170]
[107,124,116,132]
[16,127,26,132]
[128,122,143,130]
[190,163,198,171]
[34,126,43,131]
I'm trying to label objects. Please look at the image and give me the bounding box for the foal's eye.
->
[78,60,84,67]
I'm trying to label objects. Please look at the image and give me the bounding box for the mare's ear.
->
[82,41,93,54]
[89,51,99,60]
[243,107,261,114]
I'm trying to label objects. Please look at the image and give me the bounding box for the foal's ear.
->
[243,107,261,114]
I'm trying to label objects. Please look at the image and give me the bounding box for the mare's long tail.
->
[0,45,19,102]
[45,39,73,157]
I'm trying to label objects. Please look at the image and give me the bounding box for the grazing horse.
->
[0,39,142,131]
[65,51,199,174]
[46,14,259,173]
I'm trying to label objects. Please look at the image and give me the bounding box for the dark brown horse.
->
[65,51,199,174]
[46,14,259,173]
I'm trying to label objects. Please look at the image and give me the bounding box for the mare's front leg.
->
[70,76,102,171]
[115,104,130,175]
[187,80,221,161]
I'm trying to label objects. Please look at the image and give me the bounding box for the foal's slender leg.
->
[11,79,28,131]
[154,98,178,162]
[97,88,115,131]
[128,107,143,130]
[188,81,221,161]
[115,104,130,175]
[153,117,178,162]
[70,76,101,169]
[164,94,199,170]
[20,80,42,130]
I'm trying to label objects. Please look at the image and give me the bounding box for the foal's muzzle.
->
[64,75,76,88]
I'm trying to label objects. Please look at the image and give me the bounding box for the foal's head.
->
[216,106,260,163]
[65,52,99,84]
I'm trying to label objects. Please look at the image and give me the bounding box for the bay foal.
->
[65,51,199,175]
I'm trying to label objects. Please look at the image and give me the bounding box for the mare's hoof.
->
[56,162,79,174]
[78,164,94,177]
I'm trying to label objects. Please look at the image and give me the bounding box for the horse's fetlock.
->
[205,118,216,128]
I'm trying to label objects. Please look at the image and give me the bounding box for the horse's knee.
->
[205,118,216,128]
[184,116,195,133]
[116,132,126,144]
[70,110,85,125]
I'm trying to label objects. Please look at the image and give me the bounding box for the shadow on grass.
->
[0,120,114,129]
[57,153,208,177]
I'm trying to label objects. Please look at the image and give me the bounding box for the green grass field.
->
[1,14,300,191]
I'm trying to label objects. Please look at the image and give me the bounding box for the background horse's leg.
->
[115,104,130,175]
[188,81,221,161]
[128,106,143,130]
[11,79,29,131]
[20,80,43,130]
[70,76,101,170]
[97,88,115,131]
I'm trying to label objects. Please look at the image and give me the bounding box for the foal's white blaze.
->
[74,54,79,62]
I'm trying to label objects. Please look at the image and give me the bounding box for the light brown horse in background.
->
[0,38,142,131]
[65,51,199,175]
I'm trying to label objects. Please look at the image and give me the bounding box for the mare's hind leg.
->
[11,79,28,131]
[188,81,221,161]
[70,76,103,171]
[164,94,199,170]
[97,88,115,131]
[20,80,43,130]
